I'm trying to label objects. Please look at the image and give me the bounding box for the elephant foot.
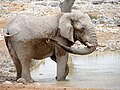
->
[55,76,66,81]
[17,78,34,84]
[16,75,21,81]
[56,65,69,81]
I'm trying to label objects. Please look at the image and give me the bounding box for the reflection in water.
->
[31,51,120,89]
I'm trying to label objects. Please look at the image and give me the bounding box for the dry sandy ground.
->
[0,84,102,90]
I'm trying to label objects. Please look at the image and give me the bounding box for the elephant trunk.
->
[55,41,97,55]
[50,39,97,55]
[49,27,97,55]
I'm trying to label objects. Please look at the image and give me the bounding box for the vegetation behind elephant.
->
[4,11,98,83]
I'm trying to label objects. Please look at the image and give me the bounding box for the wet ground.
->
[31,51,120,90]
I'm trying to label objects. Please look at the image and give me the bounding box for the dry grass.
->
[0,2,31,29]
[96,26,120,44]
[0,19,8,28]
[0,40,12,72]
[0,1,30,13]
[0,40,9,65]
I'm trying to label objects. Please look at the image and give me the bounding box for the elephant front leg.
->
[55,49,69,81]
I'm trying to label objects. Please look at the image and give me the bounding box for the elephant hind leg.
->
[5,38,22,80]
[17,55,33,83]
[13,42,34,83]
[16,46,34,83]
[10,49,22,80]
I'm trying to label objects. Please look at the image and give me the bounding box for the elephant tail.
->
[3,29,19,37]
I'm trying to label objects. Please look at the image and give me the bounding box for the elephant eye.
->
[77,27,85,31]
[78,28,85,34]
[81,27,85,30]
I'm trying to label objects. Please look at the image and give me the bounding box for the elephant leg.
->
[55,48,69,81]
[6,39,22,80]
[10,52,22,80]
[17,56,33,83]
[15,46,34,83]
[56,54,69,81]
[10,48,22,80]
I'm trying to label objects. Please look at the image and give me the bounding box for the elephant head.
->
[54,12,98,55]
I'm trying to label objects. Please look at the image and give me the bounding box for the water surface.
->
[31,51,120,89]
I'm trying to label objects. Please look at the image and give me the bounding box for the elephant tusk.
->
[85,42,106,47]
[97,43,106,47]
[85,42,94,47]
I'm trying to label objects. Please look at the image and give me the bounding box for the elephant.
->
[4,11,98,83]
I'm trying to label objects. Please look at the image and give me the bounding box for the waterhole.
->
[31,51,120,89]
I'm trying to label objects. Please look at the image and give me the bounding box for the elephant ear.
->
[59,13,74,42]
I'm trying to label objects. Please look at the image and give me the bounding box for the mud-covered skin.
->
[4,11,97,83]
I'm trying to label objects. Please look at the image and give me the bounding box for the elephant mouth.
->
[77,37,95,48]
[75,41,95,48]
[84,42,95,47]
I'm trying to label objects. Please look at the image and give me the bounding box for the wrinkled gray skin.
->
[4,11,97,83]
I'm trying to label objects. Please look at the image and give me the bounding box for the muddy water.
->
[31,51,120,89]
